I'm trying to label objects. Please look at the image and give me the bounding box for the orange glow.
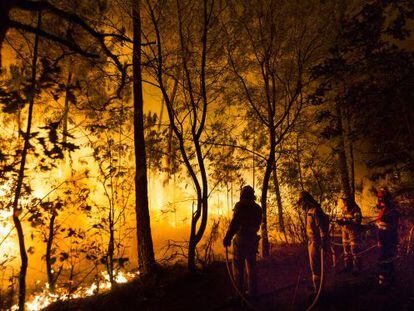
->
[11,271,139,311]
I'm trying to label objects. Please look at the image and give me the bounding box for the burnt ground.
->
[45,242,414,311]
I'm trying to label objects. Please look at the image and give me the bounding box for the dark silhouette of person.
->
[223,185,262,299]
[337,195,362,275]
[297,190,330,291]
[376,187,399,288]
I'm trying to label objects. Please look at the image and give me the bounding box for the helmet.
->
[377,187,390,198]
[240,185,255,201]
[298,191,319,209]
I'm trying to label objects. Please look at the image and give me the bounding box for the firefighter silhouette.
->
[376,188,399,288]
[298,191,330,291]
[223,185,262,298]
[337,195,362,275]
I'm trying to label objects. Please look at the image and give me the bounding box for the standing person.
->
[376,188,399,288]
[223,185,262,299]
[337,195,362,275]
[298,191,330,292]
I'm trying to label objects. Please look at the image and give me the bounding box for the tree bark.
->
[46,212,56,291]
[296,135,304,191]
[62,69,72,146]
[335,103,352,200]
[273,163,285,235]
[260,127,276,257]
[187,0,210,270]
[0,0,13,69]
[132,0,155,274]
[107,211,115,286]
[146,0,211,272]
[188,138,209,272]
[344,108,355,198]
[12,11,41,311]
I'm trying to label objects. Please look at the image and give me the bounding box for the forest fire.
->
[0,0,413,310]
[11,271,139,311]
[0,209,16,261]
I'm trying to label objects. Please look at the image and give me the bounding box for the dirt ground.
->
[46,241,414,311]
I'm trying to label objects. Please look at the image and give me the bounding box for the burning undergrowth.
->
[11,270,139,311]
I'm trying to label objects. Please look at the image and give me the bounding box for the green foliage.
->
[313,0,414,181]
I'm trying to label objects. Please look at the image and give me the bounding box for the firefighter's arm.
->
[316,212,329,249]
[223,204,241,247]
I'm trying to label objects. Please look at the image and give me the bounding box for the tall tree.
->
[144,0,218,271]
[313,0,414,195]
[11,11,41,311]
[224,0,333,256]
[132,0,155,274]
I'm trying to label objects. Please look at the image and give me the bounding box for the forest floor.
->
[46,242,414,311]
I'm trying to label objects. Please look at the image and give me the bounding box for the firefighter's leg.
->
[233,250,245,293]
[378,241,386,287]
[342,229,352,271]
[378,244,392,287]
[379,249,391,287]
[378,235,397,287]
[308,240,321,291]
[385,244,396,284]
[246,253,257,298]
[350,231,361,274]
[389,245,396,283]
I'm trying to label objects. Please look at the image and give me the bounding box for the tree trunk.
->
[61,68,72,177]
[12,12,41,311]
[188,238,197,272]
[188,137,209,272]
[108,216,115,286]
[252,120,256,189]
[260,127,276,257]
[187,0,210,272]
[0,31,3,69]
[46,212,56,291]
[0,0,13,69]
[296,135,304,191]
[344,108,355,198]
[62,68,72,146]
[335,103,352,200]
[147,0,210,272]
[273,163,286,235]
[172,136,203,272]
[132,0,155,274]
[163,78,179,185]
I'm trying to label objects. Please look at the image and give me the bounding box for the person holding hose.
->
[375,188,399,289]
[337,194,362,275]
[298,191,330,292]
[223,185,262,300]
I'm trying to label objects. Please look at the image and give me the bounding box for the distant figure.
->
[298,191,330,291]
[223,185,262,299]
[337,194,362,275]
[375,188,399,288]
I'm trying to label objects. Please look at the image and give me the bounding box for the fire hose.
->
[225,246,260,311]
[225,225,410,311]
[306,248,325,311]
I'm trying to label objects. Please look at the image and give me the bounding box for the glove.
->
[321,239,328,250]
[223,235,232,247]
